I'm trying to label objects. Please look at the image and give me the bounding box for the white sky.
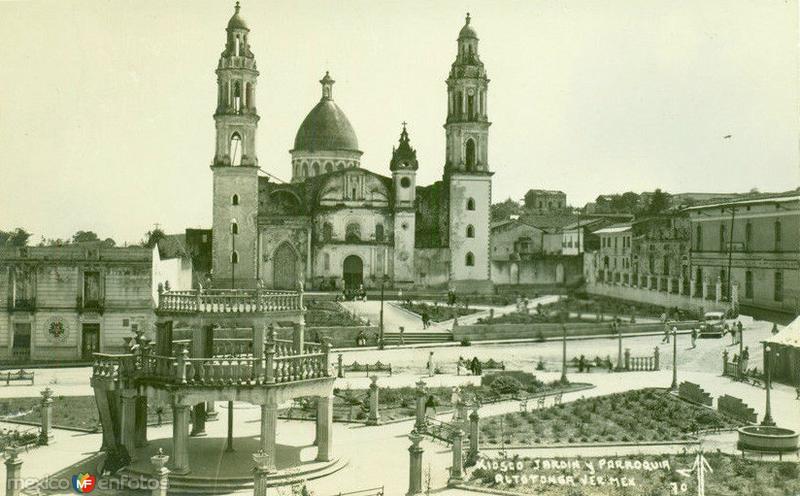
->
[0,0,798,244]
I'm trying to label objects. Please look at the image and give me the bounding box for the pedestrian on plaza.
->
[470,357,480,376]
[421,311,429,329]
[457,356,464,376]
[690,328,697,348]
[771,323,780,335]
[741,346,750,374]
[427,351,435,377]
[661,324,671,344]
[578,355,586,373]
[399,326,405,346]
[736,320,743,342]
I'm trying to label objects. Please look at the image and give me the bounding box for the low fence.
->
[585,281,732,315]
[453,320,698,343]
[624,347,659,371]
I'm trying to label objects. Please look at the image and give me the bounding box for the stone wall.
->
[452,320,698,342]
[586,281,731,315]
[717,394,757,424]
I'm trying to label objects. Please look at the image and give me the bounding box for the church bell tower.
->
[445,14,493,291]
[211,2,260,288]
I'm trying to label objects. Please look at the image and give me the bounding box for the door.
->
[343,255,363,290]
[272,242,298,289]
[12,323,31,362]
[82,324,100,360]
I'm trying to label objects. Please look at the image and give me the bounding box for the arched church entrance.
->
[343,255,363,290]
[273,243,298,289]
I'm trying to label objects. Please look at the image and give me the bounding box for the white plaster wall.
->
[449,174,491,282]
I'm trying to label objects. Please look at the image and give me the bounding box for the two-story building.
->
[594,224,633,284]
[687,190,799,315]
[631,214,690,291]
[0,245,154,362]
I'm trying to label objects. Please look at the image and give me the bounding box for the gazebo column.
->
[293,318,305,355]
[191,403,206,437]
[259,403,277,471]
[316,395,333,462]
[134,393,148,447]
[120,389,137,458]
[171,404,191,474]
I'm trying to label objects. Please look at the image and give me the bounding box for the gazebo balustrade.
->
[156,288,304,314]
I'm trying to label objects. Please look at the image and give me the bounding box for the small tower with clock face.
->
[390,123,418,284]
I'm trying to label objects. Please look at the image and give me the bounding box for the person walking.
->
[736,320,743,344]
[740,346,750,374]
[399,326,405,345]
[427,351,435,377]
[661,324,671,344]
[456,357,464,376]
[421,311,429,330]
[690,328,698,348]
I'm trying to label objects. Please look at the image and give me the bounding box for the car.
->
[699,311,726,338]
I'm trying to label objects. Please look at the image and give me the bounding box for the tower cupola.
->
[390,122,418,172]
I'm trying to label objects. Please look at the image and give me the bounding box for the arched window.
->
[465,252,475,267]
[231,194,239,206]
[345,223,361,242]
[233,81,242,112]
[231,222,238,235]
[325,163,333,173]
[230,132,242,166]
[465,139,476,170]
[336,162,344,170]
[302,163,309,177]
[466,198,476,211]
[466,225,475,238]
[231,251,239,264]
[375,224,384,242]
[312,162,320,176]
[322,222,333,242]
[774,220,782,250]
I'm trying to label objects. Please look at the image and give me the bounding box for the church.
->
[210,4,493,292]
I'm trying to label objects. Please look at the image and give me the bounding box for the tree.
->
[143,227,166,249]
[1,228,31,247]
[101,237,116,248]
[491,198,522,221]
[644,189,671,215]
[72,230,100,244]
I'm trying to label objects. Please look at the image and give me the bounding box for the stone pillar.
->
[337,353,344,378]
[654,347,660,371]
[678,276,685,296]
[252,450,271,496]
[135,394,149,447]
[448,428,464,485]
[119,389,137,457]
[4,446,23,496]
[690,278,697,298]
[260,404,277,471]
[205,401,218,422]
[656,276,662,292]
[171,404,191,474]
[407,430,424,496]
[150,448,170,496]
[667,277,673,294]
[38,387,54,446]
[264,327,276,384]
[702,277,709,300]
[467,406,480,464]
[715,276,722,303]
[190,403,206,437]
[367,376,380,426]
[293,319,305,355]
[316,396,333,462]
[414,381,427,432]
[624,348,631,370]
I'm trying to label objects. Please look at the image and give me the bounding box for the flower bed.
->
[399,301,480,322]
[0,427,38,450]
[305,299,364,327]
[480,388,740,446]
[465,452,800,496]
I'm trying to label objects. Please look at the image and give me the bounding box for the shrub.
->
[535,358,546,370]
[460,337,472,346]
[488,376,523,395]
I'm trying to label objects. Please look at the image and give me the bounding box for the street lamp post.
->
[738,322,744,381]
[761,343,776,426]
[670,326,678,391]
[614,321,623,371]
[560,321,568,384]
[378,274,387,350]
[231,219,237,289]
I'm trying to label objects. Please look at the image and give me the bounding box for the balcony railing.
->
[92,339,331,388]
[77,296,105,314]
[8,298,35,312]
[157,289,303,314]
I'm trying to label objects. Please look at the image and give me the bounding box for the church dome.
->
[458,13,477,39]
[293,72,360,152]
[227,2,249,30]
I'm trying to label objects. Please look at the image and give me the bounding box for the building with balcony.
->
[0,245,153,363]
[91,287,336,486]
[687,190,800,316]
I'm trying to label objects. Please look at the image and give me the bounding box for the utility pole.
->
[670,326,678,391]
[378,275,386,350]
[724,206,737,301]
[231,219,237,289]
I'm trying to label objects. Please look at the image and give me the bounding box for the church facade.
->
[210,5,493,292]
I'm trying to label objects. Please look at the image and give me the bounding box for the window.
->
[325,163,333,173]
[745,271,753,299]
[465,252,475,266]
[324,253,330,271]
[774,271,783,302]
[231,222,238,235]
[695,225,702,251]
[400,177,411,188]
[231,251,239,264]
[230,132,242,166]
[465,139,476,170]
[467,198,476,211]
[122,318,130,327]
[662,256,670,276]
[774,221,782,251]
[745,222,752,251]
[719,224,726,251]
[312,162,320,176]
[375,224,384,242]
[232,194,239,206]
[322,222,333,241]
[466,225,475,238]
[83,271,101,304]
[302,163,308,177]
[345,223,361,242]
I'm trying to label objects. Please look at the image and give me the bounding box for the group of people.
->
[341,284,368,302]
[731,346,751,374]
[420,311,432,329]
[456,356,483,376]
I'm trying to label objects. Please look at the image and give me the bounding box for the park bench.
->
[482,359,506,371]
[518,392,562,412]
[337,360,392,377]
[1,369,34,386]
